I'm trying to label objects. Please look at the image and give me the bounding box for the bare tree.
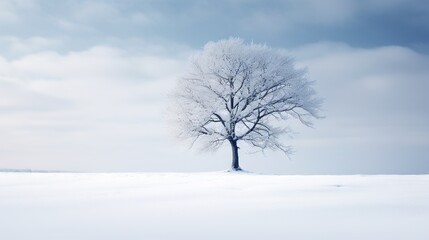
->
[171,38,322,171]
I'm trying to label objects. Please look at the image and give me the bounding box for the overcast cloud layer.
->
[1,0,428,173]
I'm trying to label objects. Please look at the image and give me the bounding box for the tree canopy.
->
[171,38,322,170]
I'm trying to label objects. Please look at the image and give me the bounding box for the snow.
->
[1,172,428,240]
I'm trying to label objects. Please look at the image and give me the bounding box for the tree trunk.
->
[229,139,242,171]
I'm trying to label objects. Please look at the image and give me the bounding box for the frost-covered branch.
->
[170,38,322,161]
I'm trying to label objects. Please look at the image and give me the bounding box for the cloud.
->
[0,0,37,22]
[1,44,188,115]
[72,1,120,22]
[292,42,429,117]
[269,42,429,173]
[0,2,18,22]
[1,0,427,56]
[67,1,162,28]
[0,36,61,57]
[0,79,69,112]
[239,0,429,31]
[0,44,192,170]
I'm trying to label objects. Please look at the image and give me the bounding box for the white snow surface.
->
[1,172,428,240]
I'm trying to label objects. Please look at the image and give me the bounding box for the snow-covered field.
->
[1,172,428,240]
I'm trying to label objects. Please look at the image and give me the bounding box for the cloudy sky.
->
[1,0,428,174]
